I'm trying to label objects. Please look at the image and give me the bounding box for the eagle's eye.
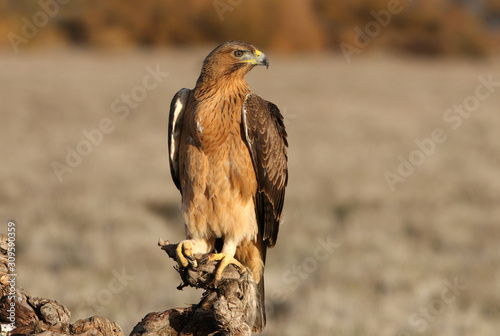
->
[233,50,245,58]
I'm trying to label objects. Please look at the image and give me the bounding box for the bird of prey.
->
[168,40,288,332]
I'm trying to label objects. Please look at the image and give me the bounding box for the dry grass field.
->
[1,48,500,335]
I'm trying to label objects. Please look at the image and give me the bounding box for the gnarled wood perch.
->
[129,239,261,336]
[0,235,261,336]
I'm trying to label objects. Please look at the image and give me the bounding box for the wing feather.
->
[168,88,190,191]
[242,94,288,250]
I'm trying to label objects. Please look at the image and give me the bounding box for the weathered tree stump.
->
[129,239,260,336]
[0,234,260,335]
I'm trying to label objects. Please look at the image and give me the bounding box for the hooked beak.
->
[254,49,269,69]
[242,49,269,69]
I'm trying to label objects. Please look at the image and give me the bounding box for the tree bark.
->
[0,235,260,336]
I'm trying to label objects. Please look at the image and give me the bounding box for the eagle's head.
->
[198,40,269,83]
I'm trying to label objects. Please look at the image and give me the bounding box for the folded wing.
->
[241,93,288,256]
[168,88,190,191]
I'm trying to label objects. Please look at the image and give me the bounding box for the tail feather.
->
[252,273,266,333]
[252,239,267,333]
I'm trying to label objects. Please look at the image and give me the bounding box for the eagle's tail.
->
[252,273,266,333]
[251,239,267,333]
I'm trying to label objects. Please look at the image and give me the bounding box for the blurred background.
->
[1,0,500,55]
[1,0,500,335]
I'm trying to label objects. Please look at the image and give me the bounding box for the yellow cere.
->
[241,49,262,64]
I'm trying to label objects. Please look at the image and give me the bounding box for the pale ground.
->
[1,47,500,335]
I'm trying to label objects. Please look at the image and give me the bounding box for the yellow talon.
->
[176,241,196,267]
[208,253,246,282]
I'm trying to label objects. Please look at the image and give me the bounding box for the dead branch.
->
[129,239,260,336]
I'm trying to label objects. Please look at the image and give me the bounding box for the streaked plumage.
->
[168,40,288,332]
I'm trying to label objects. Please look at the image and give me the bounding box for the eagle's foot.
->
[176,240,198,268]
[207,253,246,286]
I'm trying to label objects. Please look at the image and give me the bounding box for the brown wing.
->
[168,88,190,191]
[241,93,288,256]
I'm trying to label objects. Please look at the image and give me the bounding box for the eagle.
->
[168,40,288,332]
